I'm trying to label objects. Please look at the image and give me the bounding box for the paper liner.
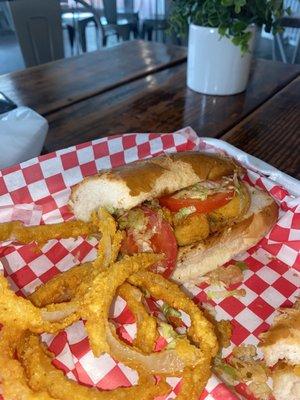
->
[0,127,299,400]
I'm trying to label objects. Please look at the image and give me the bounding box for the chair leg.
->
[102,35,107,47]
[271,35,276,61]
[133,23,139,38]
[122,30,130,41]
[148,28,153,41]
[78,21,88,52]
[291,32,300,64]
[94,21,101,50]
[118,26,130,41]
[66,25,75,55]
[276,33,287,63]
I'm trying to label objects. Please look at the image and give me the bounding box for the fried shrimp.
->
[0,220,98,246]
[208,182,250,233]
[16,332,170,400]
[117,283,158,353]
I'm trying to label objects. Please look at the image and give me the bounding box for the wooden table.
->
[1,40,299,179]
[0,40,186,115]
[222,76,300,178]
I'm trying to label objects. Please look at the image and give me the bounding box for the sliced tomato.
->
[120,232,138,254]
[120,207,177,278]
[159,190,235,214]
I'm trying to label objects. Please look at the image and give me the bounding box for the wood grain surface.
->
[0,40,186,115]
[221,76,300,179]
[44,58,300,153]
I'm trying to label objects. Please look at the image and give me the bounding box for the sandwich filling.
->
[114,175,250,277]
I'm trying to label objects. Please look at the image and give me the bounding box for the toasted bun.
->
[172,184,278,284]
[70,152,240,221]
[260,308,300,367]
[272,364,300,400]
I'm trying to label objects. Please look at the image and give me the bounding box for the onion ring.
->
[0,274,79,333]
[0,209,125,335]
[27,261,217,376]
[27,264,200,375]
[80,253,162,357]
[91,208,122,269]
[117,283,158,354]
[128,271,218,357]
[107,322,190,374]
[0,220,98,246]
[173,362,212,400]
[29,263,92,307]
[0,206,216,399]
[17,332,170,400]
[29,209,122,309]
[0,327,56,400]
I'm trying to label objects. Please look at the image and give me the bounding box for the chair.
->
[74,0,137,49]
[142,16,168,42]
[9,0,64,67]
[73,0,114,48]
[102,0,139,40]
[141,0,170,43]
[273,16,300,64]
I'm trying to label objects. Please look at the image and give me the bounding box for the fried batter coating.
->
[0,220,98,246]
[17,333,170,400]
[208,183,250,233]
[202,306,232,350]
[0,327,56,400]
[128,271,218,357]
[80,253,162,357]
[175,360,212,400]
[174,213,210,246]
[216,320,232,349]
[91,208,123,270]
[118,283,158,354]
[29,263,92,307]
[0,274,79,333]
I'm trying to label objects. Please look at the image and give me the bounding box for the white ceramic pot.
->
[187,24,256,95]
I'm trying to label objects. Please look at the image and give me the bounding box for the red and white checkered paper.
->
[0,127,299,400]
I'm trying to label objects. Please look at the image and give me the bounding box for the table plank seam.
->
[43,57,187,117]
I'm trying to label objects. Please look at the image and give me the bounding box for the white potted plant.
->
[169,0,289,95]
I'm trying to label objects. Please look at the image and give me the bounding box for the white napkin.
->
[0,107,48,169]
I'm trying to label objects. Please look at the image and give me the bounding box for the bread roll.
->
[272,364,300,400]
[260,305,300,400]
[260,307,300,367]
[70,152,240,222]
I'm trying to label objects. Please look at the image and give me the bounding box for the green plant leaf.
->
[169,0,287,52]
[234,0,246,14]
[221,0,234,7]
